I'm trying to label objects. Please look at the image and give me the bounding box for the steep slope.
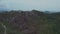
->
[0,10,59,34]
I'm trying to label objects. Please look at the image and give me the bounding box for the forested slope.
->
[0,10,60,34]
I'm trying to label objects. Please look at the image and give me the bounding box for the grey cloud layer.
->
[0,0,60,11]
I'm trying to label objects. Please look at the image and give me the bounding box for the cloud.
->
[0,0,60,11]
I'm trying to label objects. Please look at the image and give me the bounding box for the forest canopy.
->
[0,10,60,34]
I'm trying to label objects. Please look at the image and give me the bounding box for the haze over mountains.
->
[0,0,60,11]
[0,0,60,34]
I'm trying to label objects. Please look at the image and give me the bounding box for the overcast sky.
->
[0,0,60,11]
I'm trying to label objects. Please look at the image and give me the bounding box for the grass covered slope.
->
[0,10,59,34]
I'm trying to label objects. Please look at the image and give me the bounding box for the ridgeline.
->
[0,10,60,34]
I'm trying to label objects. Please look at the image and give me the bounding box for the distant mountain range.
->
[0,7,60,13]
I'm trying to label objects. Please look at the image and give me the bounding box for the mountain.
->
[0,10,60,34]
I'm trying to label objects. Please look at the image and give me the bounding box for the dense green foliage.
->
[0,10,60,34]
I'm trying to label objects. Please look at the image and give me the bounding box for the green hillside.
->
[0,10,59,34]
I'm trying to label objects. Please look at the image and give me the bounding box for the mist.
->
[0,0,60,11]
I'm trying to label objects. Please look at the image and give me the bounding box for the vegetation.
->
[0,10,60,34]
